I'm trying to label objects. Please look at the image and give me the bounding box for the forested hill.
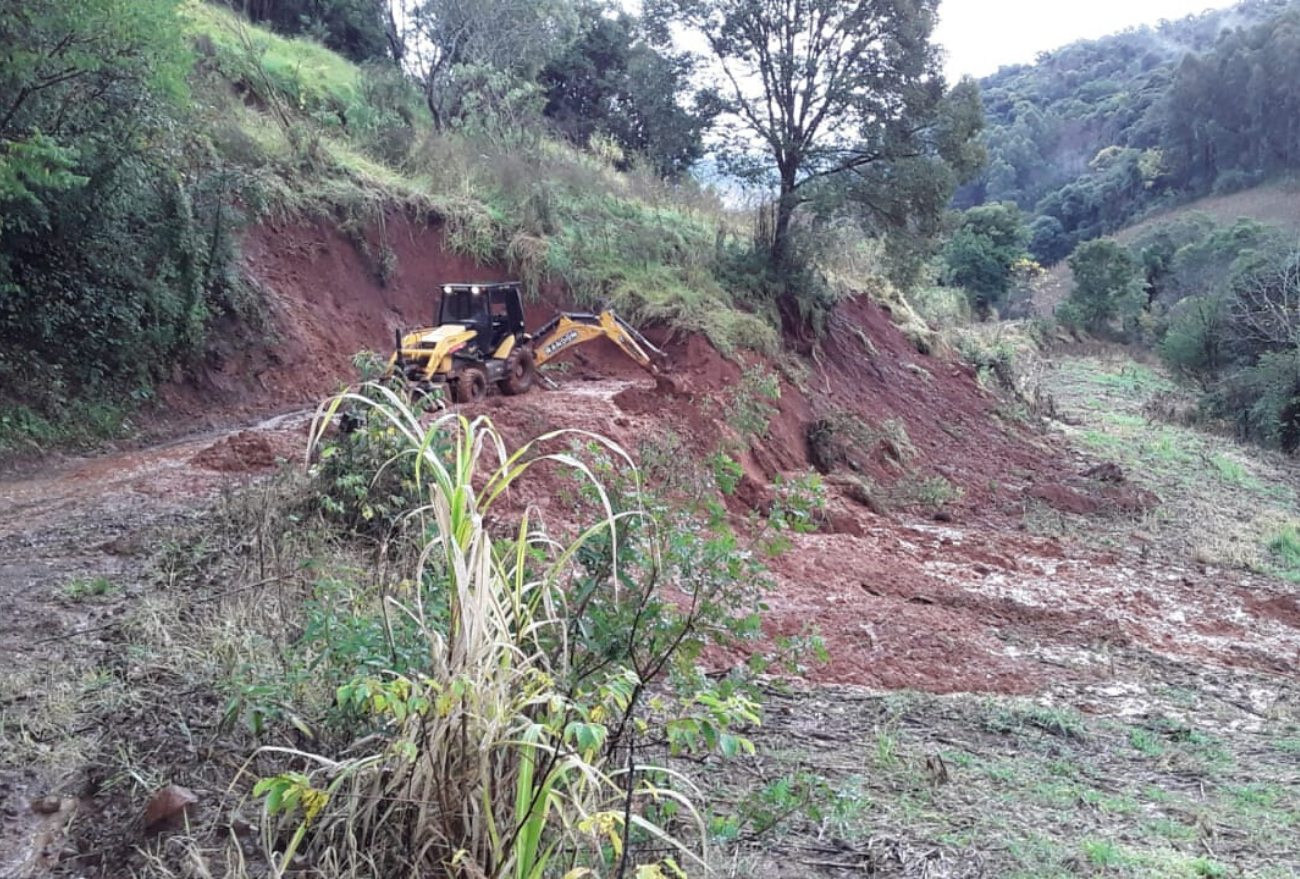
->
[956,0,1300,264]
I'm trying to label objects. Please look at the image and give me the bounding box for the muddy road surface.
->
[2,367,1299,876]
[0,410,312,878]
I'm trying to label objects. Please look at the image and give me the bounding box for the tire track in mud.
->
[0,411,311,878]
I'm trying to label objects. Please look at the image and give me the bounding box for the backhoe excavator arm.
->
[530,309,668,374]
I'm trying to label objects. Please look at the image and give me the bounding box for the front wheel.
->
[499,349,536,395]
[452,366,489,404]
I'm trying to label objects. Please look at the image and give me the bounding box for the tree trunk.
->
[772,163,813,345]
[770,164,799,272]
[424,76,443,130]
[385,9,405,65]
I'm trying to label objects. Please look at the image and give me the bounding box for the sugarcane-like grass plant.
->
[253,385,711,878]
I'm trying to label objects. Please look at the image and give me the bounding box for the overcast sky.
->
[934,0,1239,80]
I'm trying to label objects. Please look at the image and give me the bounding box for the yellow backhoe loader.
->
[384,281,668,403]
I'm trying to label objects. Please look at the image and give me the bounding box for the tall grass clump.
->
[408,134,778,356]
[247,386,767,876]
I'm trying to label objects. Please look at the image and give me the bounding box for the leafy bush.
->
[941,202,1031,317]
[1062,239,1145,337]
[1157,295,1230,385]
[1149,226,1300,450]
[0,0,236,407]
[1210,350,1300,450]
[310,387,444,536]
[724,366,781,440]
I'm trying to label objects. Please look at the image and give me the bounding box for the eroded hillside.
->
[3,214,1299,878]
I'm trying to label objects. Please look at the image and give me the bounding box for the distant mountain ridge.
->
[956,0,1300,263]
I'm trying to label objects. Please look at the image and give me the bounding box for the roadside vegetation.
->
[9,367,1299,878]
[1,0,984,452]
[3,387,840,876]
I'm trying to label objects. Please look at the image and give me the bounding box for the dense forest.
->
[929,0,1300,452]
[957,0,1300,263]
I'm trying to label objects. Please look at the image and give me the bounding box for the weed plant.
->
[240,386,777,876]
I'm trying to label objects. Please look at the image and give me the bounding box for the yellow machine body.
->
[387,324,478,382]
[383,281,667,404]
[530,310,661,373]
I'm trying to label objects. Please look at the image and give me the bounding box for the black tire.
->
[453,366,489,404]
[500,349,536,396]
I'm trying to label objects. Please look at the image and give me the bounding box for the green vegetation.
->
[0,0,224,437]
[1267,527,1300,581]
[1099,211,1300,450]
[723,366,782,440]
[228,0,391,62]
[0,398,138,452]
[688,687,1299,878]
[647,0,985,306]
[958,0,1300,260]
[79,389,822,875]
[1041,352,1300,573]
[1059,239,1145,336]
[5,0,983,450]
[940,202,1032,317]
[540,7,714,178]
[62,576,119,600]
[249,397,745,875]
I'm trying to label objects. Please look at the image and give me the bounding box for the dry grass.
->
[1036,179,1300,313]
[693,660,1300,879]
[1115,180,1300,245]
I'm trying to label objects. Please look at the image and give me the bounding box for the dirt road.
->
[2,362,1299,876]
[0,411,315,878]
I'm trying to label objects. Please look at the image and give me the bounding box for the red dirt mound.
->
[158,216,515,426]
[190,431,278,472]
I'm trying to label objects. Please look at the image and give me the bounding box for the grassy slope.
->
[1109,179,1300,246]
[182,1,777,356]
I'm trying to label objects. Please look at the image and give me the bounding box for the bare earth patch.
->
[2,325,1298,877]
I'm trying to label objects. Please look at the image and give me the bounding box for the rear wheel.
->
[499,349,536,395]
[453,366,488,404]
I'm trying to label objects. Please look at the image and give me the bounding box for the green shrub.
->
[1063,239,1145,337]
[1267,527,1300,580]
[724,366,782,441]
[1158,294,1230,384]
[910,285,973,327]
[941,202,1031,318]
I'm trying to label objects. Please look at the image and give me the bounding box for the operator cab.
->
[435,282,526,356]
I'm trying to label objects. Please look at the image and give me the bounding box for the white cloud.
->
[934,0,1238,80]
